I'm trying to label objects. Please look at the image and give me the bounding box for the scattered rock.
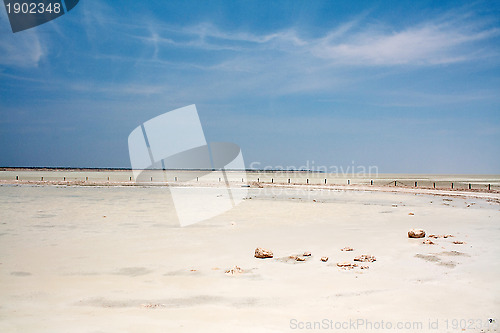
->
[277,255,310,264]
[303,251,312,256]
[408,212,415,215]
[320,257,329,262]
[354,255,376,262]
[452,241,466,244]
[337,262,358,270]
[225,266,243,275]
[360,266,369,269]
[408,229,426,238]
[341,247,354,251]
[429,234,454,239]
[255,247,273,259]
[422,239,435,245]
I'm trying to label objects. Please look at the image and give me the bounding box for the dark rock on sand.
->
[255,248,273,259]
[408,229,426,238]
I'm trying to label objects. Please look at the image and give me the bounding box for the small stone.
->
[360,266,369,269]
[429,234,454,239]
[295,256,306,262]
[353,255,376,262]
[422,239,435,245]
[320,257,328,262]
[225,266,243,275]
[341,247,354,251]
[408,212,415,215]
[452,241,466,244]
[303,251,312,256]
[337,262,358,269]
[255,247,273,259]
[408,229,426,238]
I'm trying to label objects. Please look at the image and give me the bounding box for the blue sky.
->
[0,0,499,173]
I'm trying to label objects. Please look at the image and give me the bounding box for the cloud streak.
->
[137,10,499,67]
[312,23,500,65]
[0,9,45,68]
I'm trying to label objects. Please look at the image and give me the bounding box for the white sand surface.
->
[0,183,499,332]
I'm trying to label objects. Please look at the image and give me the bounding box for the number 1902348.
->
[5,2,62,14]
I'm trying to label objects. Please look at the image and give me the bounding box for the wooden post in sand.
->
[288,179,290,184]
[107,176,109,181]
[451,182,454,189]
[394,180,397,186]
[468,183,471,190]
[324,179,327,184]
[197,177,199,181]
[415,181,417,187]
[433,182,436,188]
[16,175,18,180]
[174,177,177,181]
[86,177,88,181]
[271,178,273,183]
[129,176,132,181]
[307,179,309,184]
[370,180,373,185]
[150,177,153,181]
[489,184,491,191]
[64,177,66,181]
[348,179,350,185]
[257,178,259,182]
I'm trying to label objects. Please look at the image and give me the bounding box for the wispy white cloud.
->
[0,9,45,68]
[312,23,499,65]
[137,10,499,67]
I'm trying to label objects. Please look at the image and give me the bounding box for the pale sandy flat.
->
[0,183,499,332]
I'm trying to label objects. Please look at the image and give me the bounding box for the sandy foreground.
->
[0,182,499,333]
